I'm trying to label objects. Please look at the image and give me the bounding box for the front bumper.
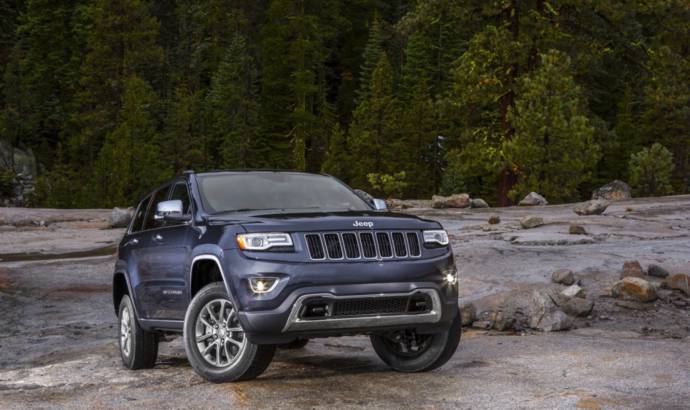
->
[222,249,458,344]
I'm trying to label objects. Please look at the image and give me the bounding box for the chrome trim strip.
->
[322,232,344,260]
[304,234,326,260]
[359,231,378,260]
[406,231,422,258]
[281,289,442,332]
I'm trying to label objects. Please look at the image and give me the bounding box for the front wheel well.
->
[113,273,129,315]
[190,258,223,298]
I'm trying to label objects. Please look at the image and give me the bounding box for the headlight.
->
[423,230,449,246]
[236,233,293,251]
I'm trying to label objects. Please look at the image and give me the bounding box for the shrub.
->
[628,143,674,196]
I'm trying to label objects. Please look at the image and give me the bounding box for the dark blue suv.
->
[113,171,460,382]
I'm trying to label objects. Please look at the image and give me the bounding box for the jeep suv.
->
[113,171,460,382]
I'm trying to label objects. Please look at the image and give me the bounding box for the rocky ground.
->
[0,197,689,409]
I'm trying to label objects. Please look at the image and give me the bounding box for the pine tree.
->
[348,54,397,190]
[629,143,675,197]
[355,16,387,103]
[90,75,170,207]
[640,45,690,192]
[503,51,599,202]
[397,79,435,197]
[68,0,163,168]
[7,0,84,166]
[321,122,349,180]
[205,34,260,169]
[164,84,205,172]
[259,0,342,171]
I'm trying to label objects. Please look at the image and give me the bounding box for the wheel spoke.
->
[206,305,218,323]
[202,340,218,355]
[226,337,242,347]
[218,301,225,324]
[225,308,235,326]
[200,317,213,328]
[224,342,232,363]
[196,333,214,343]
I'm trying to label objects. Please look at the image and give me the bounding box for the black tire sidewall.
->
[183,282,260,383]
[118,295,153,369]
[370,309,461,372]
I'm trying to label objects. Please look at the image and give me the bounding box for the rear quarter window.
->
[130,196,150,233]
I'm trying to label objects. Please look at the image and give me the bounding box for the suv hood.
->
[208,210,441,232]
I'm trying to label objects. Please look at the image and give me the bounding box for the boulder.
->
[446,193,471,208]
[647,264,670,278]
[561,284,585,299]
[573,200,609,216]
[561,298,594,317]
[520,215,544,229]
[551,269,575,286]
[459,302,477,327]
[592,180,631,201]
[569,224,587,235]
[431,195,447,208]
[470,198,489,208]
[519,192,548,206]
[528,290,572,332]
[431,194,470,209]
[488,215,501,225]
[385,198,410,210]
[665,274,690,296]
[0,140,37,206]
[612,277,658,303]
[110,207,134,228]
[620,260,644,279]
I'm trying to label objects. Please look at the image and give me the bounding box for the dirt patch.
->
[0,267,13,290]
[0,244,117,263]
[51,284,111,294]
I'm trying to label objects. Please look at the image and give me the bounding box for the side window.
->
[143,185,171,230]
[169,182,191,214]
[130,196,151,233]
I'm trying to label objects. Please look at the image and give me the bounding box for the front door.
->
[136,183,191,320]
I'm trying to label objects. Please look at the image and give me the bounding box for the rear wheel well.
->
[113,273,129,315]
[191,259,223,298]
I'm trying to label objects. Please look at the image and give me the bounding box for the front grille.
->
[298,293,433,320]
[304,231,422,261]
[332,297,409,316]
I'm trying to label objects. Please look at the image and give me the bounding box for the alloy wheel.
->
[194,298,246,368]
[120,306,132,357]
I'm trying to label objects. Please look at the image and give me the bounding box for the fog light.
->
[249,277,278,294]
[444,272,458,285]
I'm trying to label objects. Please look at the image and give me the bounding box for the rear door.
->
[121,195,151,316]
[136,182,192,320]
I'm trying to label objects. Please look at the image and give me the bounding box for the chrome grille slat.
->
[304,231,421,261]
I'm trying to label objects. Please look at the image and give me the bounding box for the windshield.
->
[196,172,371,214]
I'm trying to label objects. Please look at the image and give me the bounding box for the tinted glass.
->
[130,196,151,233]
[143,185,171,230]
[197,172,370,214]
[170,182,191,214]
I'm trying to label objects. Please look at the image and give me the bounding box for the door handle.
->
[152,234,163,242]
[124,238,139,247]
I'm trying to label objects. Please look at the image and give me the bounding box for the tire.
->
[183,282,275,383]
[370,308,461,373]
[118,295,158,370]
[278,338,309,350]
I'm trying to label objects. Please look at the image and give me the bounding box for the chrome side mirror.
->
[155,200,187,223]
[372,198,388,211]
